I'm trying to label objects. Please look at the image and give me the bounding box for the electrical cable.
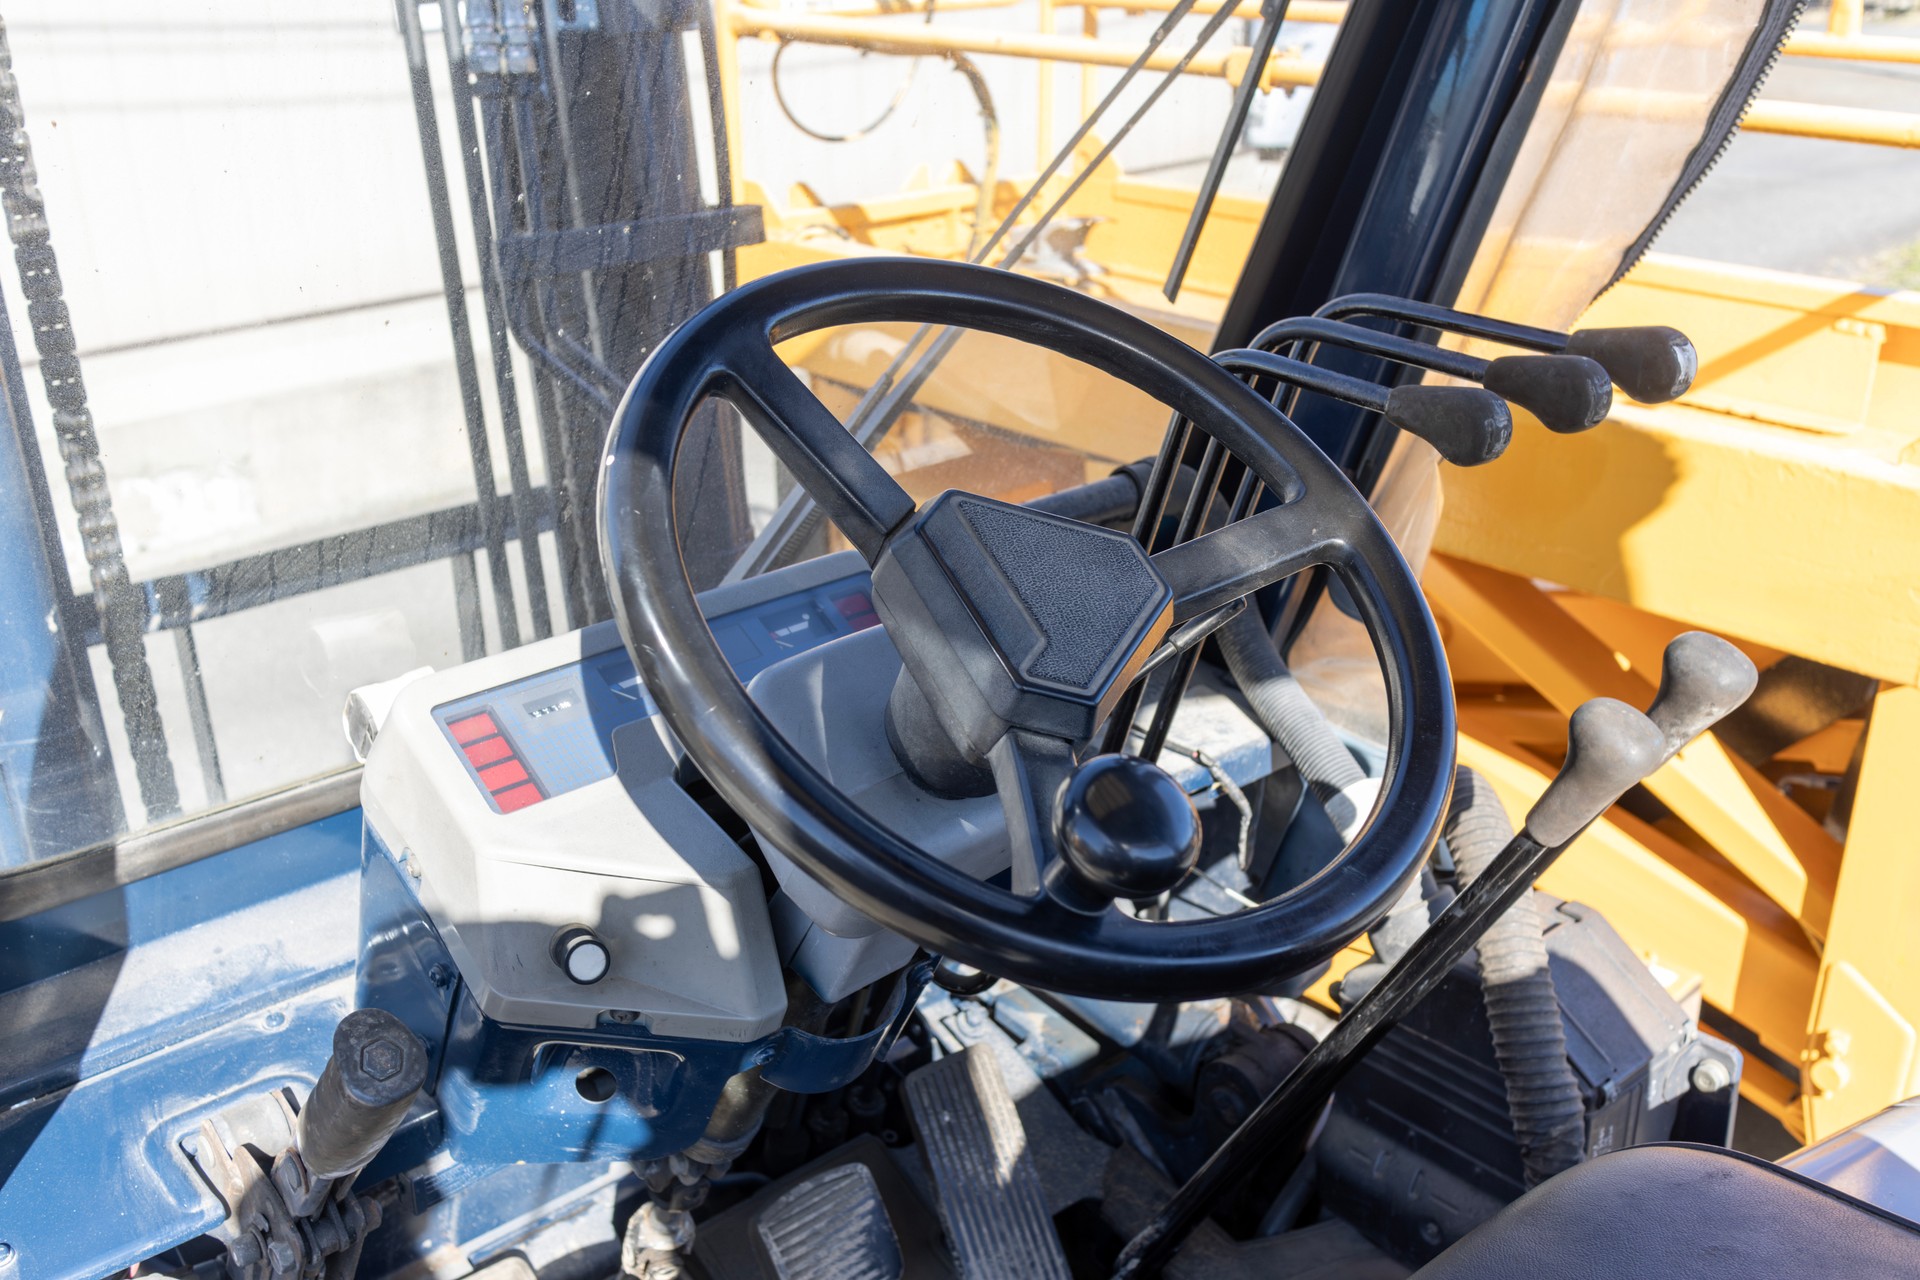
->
[771,40,923,143]
[944,51,1000,261]
[770,0,937,143]
[723,0,1243,581]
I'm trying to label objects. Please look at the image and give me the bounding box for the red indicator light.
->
[449,713,498,744]
[493,783,543,813]
[835,589,880,631]
[464,737,513,767]
[479,759,528,791]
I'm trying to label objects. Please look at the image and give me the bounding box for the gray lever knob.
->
[1481,354,1613,434]
[1524,698,1666,847]
[1646,632,1759,764]
[1383,385,1513,467]
[1565,326,1698,404]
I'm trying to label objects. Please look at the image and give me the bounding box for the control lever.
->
[1116,347,1507,779]
[1134,597,1248,681]
[189,1008,428,1280]
[1110,633,1758,1278]
[279,1009,429,1216]
[1214,348,1512,467]
[1246,316,1613,435]
[1645,630,1761,763]
[1316,292,1698,405]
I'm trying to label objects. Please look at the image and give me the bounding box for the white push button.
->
[567,939,610,984]
[551,925,611,985]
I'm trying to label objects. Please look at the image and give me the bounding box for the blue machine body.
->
[0,567,913,1280]
[358,829,925,1174]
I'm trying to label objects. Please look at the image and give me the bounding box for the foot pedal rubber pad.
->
[757,1161,905,1280]
[904,1043,1071,1278]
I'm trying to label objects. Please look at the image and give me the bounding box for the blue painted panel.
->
[0,819,362,1280]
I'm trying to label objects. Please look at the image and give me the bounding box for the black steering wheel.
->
[600,258,1454,1000]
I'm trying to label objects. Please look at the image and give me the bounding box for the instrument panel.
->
[432,571,881,814]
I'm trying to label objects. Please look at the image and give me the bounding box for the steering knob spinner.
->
[1055,754,1202,903]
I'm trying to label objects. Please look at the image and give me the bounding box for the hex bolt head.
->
[359,1038,403,1082]
[267,1238,299,1273]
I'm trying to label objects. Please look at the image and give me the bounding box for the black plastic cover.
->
[1316,898,1741,1266]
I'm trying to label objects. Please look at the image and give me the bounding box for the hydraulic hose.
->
[1217,610,1587,1187]
[1215,608,1425,979]
[1215,609,1370,836]
[1445,764,1585,1187]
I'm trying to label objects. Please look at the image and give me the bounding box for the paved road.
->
[1656,13,1920,282]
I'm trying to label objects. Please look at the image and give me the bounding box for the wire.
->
[723,0,1247,582]
[771,41,921,142]
[943,51,999,261]
[768,36,998,259]
[769,0,938,143]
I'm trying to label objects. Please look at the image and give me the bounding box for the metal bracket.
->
[495,208,766,283]
[183,1089,383,1280]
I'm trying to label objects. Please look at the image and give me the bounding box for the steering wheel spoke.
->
[987,729,1077,902]
[716,336,917,562]
[1153,496,1344,622]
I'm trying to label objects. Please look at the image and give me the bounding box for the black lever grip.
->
[298,1008,429,1181]
[1565,325,1698,404]
[1646,631,1760,764]
[1524,698,1666,847]
[1482,354,1613,434]
[1383,384,1513,466]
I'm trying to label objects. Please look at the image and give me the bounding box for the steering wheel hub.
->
[873,491,1173,766]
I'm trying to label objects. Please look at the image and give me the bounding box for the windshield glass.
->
[0,0,1341,867]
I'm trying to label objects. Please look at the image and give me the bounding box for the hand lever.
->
[1212,348,1513,466]
[1644,630,1760,764]
[1110,631,1753,1279]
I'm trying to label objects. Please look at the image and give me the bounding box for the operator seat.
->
[1410,1143,1920,1279]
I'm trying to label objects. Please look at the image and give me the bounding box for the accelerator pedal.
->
[757,1161,905,1280]
[904,1043,1071,1279]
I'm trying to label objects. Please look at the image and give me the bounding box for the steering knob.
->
[1055,754,1202,903]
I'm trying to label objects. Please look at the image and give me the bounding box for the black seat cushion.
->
[1412,1143,1920,1279]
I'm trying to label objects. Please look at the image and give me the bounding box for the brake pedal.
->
[756,1161,905,1280]
[904,1043,1071,1279]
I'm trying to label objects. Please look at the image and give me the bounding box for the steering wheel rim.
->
[600,257,1455,1000]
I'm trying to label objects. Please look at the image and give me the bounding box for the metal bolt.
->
[267,1239,299,1273]
[1690,1059,1732,1093]
[428,963,453,989]
[359,1038,403,1082]
[1420,1222,1443,1247]
[1809,1055,1852,1098]
[228,1233,263,1268]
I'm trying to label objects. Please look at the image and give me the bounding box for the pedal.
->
[757,1161,905,1280]
[904,1043,1071,1279]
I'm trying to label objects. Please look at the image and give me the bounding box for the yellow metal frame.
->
[708,0,1920,1142]
[1766,0,1920,148]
